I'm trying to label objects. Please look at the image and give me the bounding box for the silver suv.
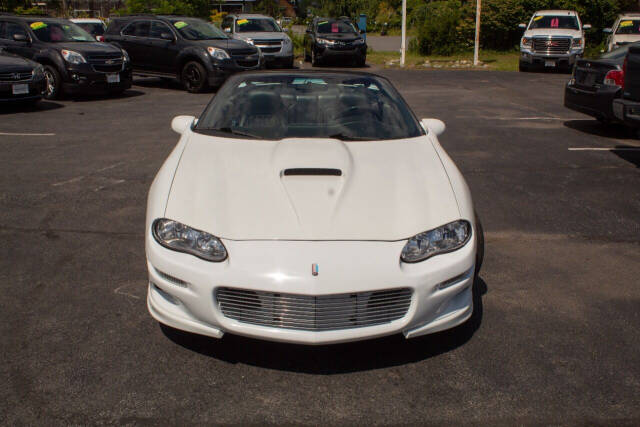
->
[221,14,294,68]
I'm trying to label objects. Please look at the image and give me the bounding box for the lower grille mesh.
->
[216,287,412,331]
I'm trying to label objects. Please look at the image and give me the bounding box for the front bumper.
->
[0,77,45,102]
[146,234,477,345]
[520,49,581,68]
[62,62,132,94]
[317,44,367,60]
[208,54,264,86]
[564,82,621,121]
[613,98,640,127]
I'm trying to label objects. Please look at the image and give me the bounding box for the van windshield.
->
[28,20,95,42]
[616,19,640,34]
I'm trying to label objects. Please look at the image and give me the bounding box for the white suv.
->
[518,10,590,72]
[604,13,640,52]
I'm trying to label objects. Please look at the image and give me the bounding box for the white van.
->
[604,13,640,52]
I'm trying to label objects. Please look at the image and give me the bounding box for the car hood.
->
[317,33,362,42]
[235,32,289,41]
[0,52,36,72]
[165,134,461,241]
[611,34,640,44]
[524,28,582,38]
[51,41,122,55]
[190,38,258,54]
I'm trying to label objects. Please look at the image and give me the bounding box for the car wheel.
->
[181,61,208,93]
[355,56,366,67]
[304,46,310,62]
[474,212,484,276]
[311,49,321,67]
[518,62,528,72]
[285,57,295,68]
[43,65,62,100]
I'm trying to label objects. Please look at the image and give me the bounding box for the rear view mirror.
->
[583,24,592,30]
[603,28,612,34]
[421,118,446,136]
[172,115,196,134]
[518,23,526,29]
[13,33,28,42]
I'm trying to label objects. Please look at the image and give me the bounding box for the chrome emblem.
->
[105,59,114,64]
[312,263,319,276]
[12,73,20,80]
[545,40,558,47]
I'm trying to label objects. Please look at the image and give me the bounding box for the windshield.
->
[236,18,281,33]
[170,18,227,40]
[317,20,357,34]
[28,20,95,42]
[75,22,105,36]
[616,19,640,34]
[529,15,579,30]
[195,74,424,141]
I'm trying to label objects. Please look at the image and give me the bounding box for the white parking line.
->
[569,147,640,151]
[0,132,55,136]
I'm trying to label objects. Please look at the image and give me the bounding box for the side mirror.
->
[583,24,592,30]
[518,23,526,29]
[171,115,195,134]
[13,33,28,42]
[160,32,174,41]
[421,118,446,136]
[223,27,231,33]
[603,27,612,34]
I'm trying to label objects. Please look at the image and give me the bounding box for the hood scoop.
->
[283,168,342,176]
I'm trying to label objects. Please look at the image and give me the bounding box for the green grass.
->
[366,50,521,71]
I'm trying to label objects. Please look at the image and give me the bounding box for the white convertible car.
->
[146,71,482,345]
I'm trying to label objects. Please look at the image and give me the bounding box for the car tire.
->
[474,212,484,276]
[304,46,310,62]
[285,57,295,68]
[518,62,529,72]
[355,56,366,67]
[311,49,321,67]
[43,65,62,100]
[181,61,208,93]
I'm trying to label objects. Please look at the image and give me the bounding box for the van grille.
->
[532,37,571,54]
[86,53,124,73]
[216,287,412,331]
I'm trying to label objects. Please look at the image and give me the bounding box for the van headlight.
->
[61,49,86,64]
[401,220,471,263]
[521,37,532,49]
[153,219,227,262]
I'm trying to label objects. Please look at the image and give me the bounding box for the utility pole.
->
[473,0,481,66]
[400,0,406,67]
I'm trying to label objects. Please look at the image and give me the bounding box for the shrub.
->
[413,1,474,55]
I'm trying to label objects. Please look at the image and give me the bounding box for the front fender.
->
[34,49,68,79]
[176,47,213,75]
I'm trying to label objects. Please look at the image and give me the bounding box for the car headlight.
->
[572,38,583,48]
[400,220,471,263]
[32,65,45,79]
[152,218,227,262]
[207,46,230,60]
[244,38,254,45]
[521,37,532,49]
[317,38,335,46]
[121,49,130,62]
[61,49,86,64]
[282,37,291,45]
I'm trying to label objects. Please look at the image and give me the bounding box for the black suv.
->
[303,17,366,67]
[0,15,132,99]
[104,15,263,92]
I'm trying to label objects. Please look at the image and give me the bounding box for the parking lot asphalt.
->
[1,68,639,425]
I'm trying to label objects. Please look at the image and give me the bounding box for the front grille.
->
[230,48,257,56]
[216,287,412,331]
[532,37,571,54]
[259,47,280,53]
[87,53,124,73]
[255,40,282,46]
[236,59,259,68]
[0,71,32,82]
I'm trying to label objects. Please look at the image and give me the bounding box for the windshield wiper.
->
[212,127,261,139]
[329,133,374,141]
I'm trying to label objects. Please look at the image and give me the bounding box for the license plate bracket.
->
[545,60,556,67]
[106,73,120,84]
[12,84,29,95]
